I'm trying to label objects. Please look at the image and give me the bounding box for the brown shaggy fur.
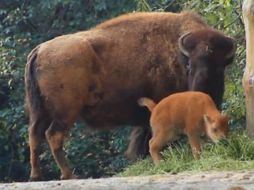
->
[138,91,229,164]
[25,12,235,180]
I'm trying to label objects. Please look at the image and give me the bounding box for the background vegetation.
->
[0,0,246,182]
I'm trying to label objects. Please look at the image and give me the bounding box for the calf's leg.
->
[187,133,201,160]
[149,130,171,165]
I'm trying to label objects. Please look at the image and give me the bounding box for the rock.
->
[0,171,254,190]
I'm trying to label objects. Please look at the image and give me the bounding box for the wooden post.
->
[242,0,254,136]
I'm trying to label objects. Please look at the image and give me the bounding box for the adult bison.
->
[25,11,235,180]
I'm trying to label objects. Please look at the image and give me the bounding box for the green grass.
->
[118,130,254,177]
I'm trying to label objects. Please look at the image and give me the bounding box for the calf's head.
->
[203,114,229,143]
[178,29,235,107]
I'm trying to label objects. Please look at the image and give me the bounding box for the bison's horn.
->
[225,37,236,59]
[178,32,192,57]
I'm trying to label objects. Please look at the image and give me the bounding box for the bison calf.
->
[138,91,229,164]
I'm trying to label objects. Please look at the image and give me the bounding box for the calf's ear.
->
[221,113,230,122]
[203,114,212,125]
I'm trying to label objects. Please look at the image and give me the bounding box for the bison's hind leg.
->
[45,119,78,180]
[29,116,51,181]
[125,126,151,161]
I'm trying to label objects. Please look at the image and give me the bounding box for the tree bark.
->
[242,0,254,136]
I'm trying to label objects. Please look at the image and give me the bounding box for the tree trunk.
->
[242,0,254,136]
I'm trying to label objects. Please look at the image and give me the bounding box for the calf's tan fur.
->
[138,91,229,164]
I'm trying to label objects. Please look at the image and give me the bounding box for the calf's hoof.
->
[152,158,162,165]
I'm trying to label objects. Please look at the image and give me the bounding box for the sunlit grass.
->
[118,130,254,177]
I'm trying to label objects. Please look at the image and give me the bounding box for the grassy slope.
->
[119,130,254,177]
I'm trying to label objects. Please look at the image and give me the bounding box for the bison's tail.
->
[138,97,156,112]
[25,45,43,122]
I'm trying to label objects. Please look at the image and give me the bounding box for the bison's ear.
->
[178,32,196,57]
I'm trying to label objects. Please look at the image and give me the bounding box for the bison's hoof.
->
[125,149,146,161]
[60,174,79,180]
[125,151,138,161]
[29,175,43,181]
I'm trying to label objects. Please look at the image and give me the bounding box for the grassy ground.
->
[119,130,254,177]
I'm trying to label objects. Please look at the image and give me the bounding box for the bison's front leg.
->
[45,120,78,180]
[125,126,151,160]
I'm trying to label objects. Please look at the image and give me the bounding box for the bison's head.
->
[178,29,235,107]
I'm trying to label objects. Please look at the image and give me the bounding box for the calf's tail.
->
[138,97,156,112]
